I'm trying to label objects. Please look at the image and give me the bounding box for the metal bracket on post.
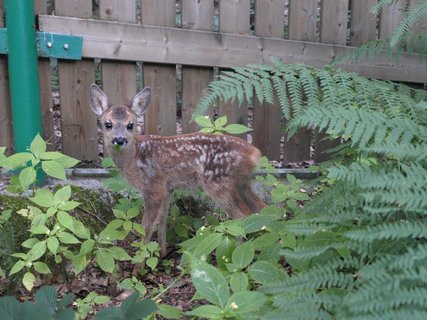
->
[0,28,82,60]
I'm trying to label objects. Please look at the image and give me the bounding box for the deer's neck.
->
[109,146,137,172]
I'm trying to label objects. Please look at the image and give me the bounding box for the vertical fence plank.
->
[286,0,317,163]
[252,0,283,160]
[408,0,427,43]
[141,0,177,136]
[181,0,214,133]
[218,0,250,136]
[99,0,137,109]
[379,0,406,38]
[55,0,98,161]
[313,0,349,163]
[0,0,13,154]
[350,0,377,46]
[35,0,55,149]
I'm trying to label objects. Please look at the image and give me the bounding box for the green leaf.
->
[29,189,54,208]
[216,236,236,270]
[22,238,40,249]
[185,305,223,319]
[242,214,279,234]
[58,201,80,211]
[80,239,95,255]
[30,225,50,235]
[47,237,59,255]
[39,151,63,160]
[194,115,213,128]
[101,157,114,168]
[230,272,249,292]
[108,246,132,261]
[58,231,80,244]
[232,241,255,270]
[96,249,115,273]
[194,233,223,258]
[290,192,310,201]
[191,258,230,308]
[158,304,184,319]
[23,272,36,291]
[30,134,47,158]
[9,260,26,275]
[27,240,47,262]
[214,115,228,128]
[57,211,74,232]
[53,155,79,168]
[54,185,72,203]
[34,286,57,314]
[226,291,266,315]
[248,260,287,284]
[95,294,157,320]
[223,124,252,134]
[19,166,37,190]
[42,160,66,180]
[3,152,35,170]
[199,127,215,133]
[33,262,51,274]
[146,257,158,270]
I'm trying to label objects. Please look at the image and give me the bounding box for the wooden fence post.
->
[252,0,283,160]
[285,0,317,163]
[0,0,13,154]
[350,0,377,46]
[218,0,250,138]
[181,0,214,133]
[55,0,98,161]
[141,0,177,136]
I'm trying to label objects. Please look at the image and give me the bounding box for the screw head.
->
[63,43,69,50]
[46,42,53,48]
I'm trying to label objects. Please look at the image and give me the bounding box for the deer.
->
[89,84,266,273]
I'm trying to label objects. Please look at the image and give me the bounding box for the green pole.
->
[5,0,44,183]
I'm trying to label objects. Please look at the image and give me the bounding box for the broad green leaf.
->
[185,305,223,319]
[194,232,223,258]
[73,220,90,239]
[58,201,80,211]
[123,220,133,234]
[126,207,140,219]
[158,304,184,319]
[4,152,35,170]
[230,272,249,292]
[194,115,213,128]
[80,239,95,255]
[29,189,54,208]
[216,236,236,270]
[290,192,310,201]
[214,115,228,128]
[101,157,114,168]
[58,232,80,244]
[33,262,51,274]
[34,286,57,314]
[57,211,74,232]
[199,127,215,133]
[242,214,278,234]
[248,260,287,284]
[30,225,50,235]
[223,124,252,134]
[252,232,279,249]
[282,233,297,249]
[42,160,66,180]
[232,241,255,270]
[30,134,47,157]
[53,155,79,168]
[226,291,266,315]
[22,238,40,249]
[39,151,63,160]
[96,249,115,273]
[19,166,36,190]
[54,185,72,204]
[108,246,132,261]
[27,240,47,262]
[191,258,230,308]
[47,237,59,255]
[23,272,36,291]
[9,260,26,275]
[146,257,158,270]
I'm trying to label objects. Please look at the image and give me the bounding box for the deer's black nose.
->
[112,137,128,146]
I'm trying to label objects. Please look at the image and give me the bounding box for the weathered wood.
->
[379,0,406,38]
[218,0,250,137]
[320,0,349,45]
[181,0,214,133]
[252,0,283,160]
[313,0,349,163]
[286,0,317,163]
[38,15,427,83]
[99,0,137,106]
[0,0,12,154]
[141,0,176,136]
[350,0,377,46]
[408,0,427,51]
[35,0,55,150]
[56,0,98,160]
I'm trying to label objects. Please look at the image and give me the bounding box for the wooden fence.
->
[0,0,426,163]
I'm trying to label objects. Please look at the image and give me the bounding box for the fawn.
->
[89,84,266,263]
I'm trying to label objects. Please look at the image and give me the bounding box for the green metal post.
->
[5,0,44,182]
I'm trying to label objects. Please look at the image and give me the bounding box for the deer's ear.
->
[130,86,151,116]
[89,84,108,116]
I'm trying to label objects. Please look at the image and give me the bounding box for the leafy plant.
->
[75,292,110,320]
[194,115,252,135]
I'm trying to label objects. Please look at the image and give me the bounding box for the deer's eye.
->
[105,122,113,130]
[127,123,134,131]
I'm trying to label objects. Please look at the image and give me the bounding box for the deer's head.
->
[89,84,151,152]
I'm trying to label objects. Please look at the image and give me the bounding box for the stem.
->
[153,271,185,301]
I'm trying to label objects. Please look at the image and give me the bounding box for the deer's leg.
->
[156,194,171,258]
